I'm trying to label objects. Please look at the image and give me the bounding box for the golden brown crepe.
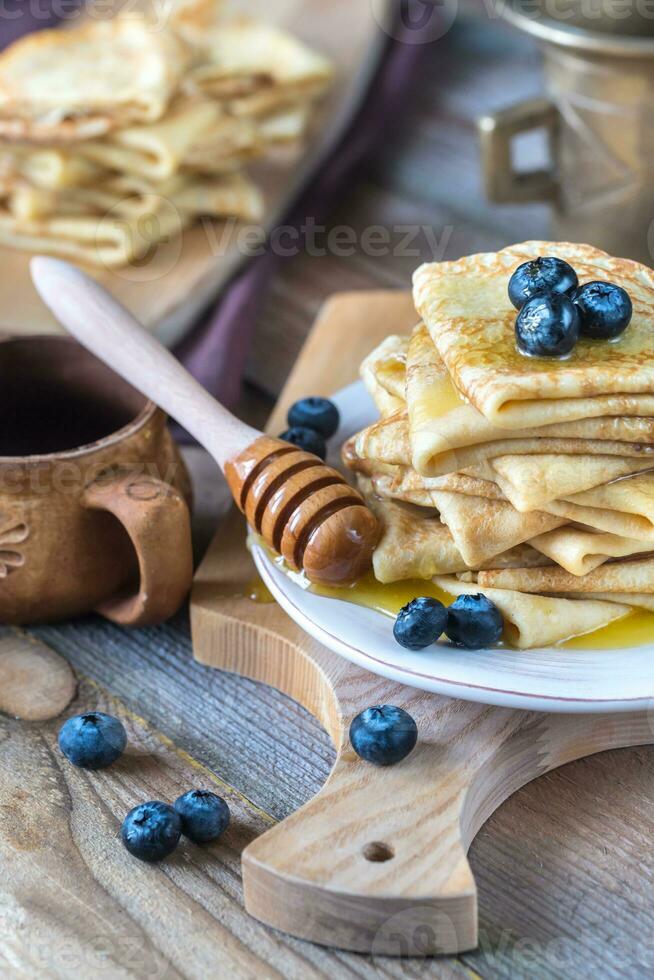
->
[543,472,654,541]
[184,17,332,109]
[0,171,263,267]
[359,479,551,582]
[0,17,191,141]
[491,454,654,513]
[476,558,654,594]
[530,527,654,576]
[353,410,654,475]
[428,490,566,566]
[434,577,631,649]
[413,242,654,429]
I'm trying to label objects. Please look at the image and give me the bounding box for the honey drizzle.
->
[249,559,654,650]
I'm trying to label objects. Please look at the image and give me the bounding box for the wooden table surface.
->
[5,5,654,978]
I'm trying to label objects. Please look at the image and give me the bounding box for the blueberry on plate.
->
[279,425,327,460]
[508,256,578,311]
[350,705,418,766]
[58,712,127,770]
[174,790,230,844]
[515,293,580,358]
[572,280,632,340]
[445,594,503,650]
[288,397,340,439]
[393,596,448,650]
[121,801,182,862]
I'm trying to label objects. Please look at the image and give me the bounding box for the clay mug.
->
[0,334,193,625]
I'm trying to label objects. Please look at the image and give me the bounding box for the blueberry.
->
[572,280,632,340]
[174,790,230,844]
[393,596,448,650]
[58,712,127,770]
[279,426,327,459]
[508,256,578,310]
[445,594,503,650]
[349,705,418,766]
[121,801,182,862]
[288,397,340,439]
[515,293,580,358]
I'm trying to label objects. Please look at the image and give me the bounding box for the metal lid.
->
[503,0,654,55]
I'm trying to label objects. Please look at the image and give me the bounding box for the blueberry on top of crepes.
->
[413,241,654,430]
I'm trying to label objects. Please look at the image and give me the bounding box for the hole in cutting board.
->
[363,841,394,863]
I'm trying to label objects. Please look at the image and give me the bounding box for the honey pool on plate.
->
[250,561,654,650]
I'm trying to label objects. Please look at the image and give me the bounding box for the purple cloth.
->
[0,2,436,412]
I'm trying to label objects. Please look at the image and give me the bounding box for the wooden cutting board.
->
[0,0,388,348]
[190,291,654,956]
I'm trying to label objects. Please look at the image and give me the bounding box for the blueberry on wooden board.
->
[288,397,340,438]
[121,801,182,862]
[508,256,578,310]
[58,712,127,770]
[393,597,448,650]
[445,594,503,649]
[174,790,230,844]
[278,426,327,459]
[349,705,418,766]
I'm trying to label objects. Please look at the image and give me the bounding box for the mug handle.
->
[82,472,193,627]
[478,97,559,204]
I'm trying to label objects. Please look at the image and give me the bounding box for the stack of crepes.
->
[344,241,654,649]
[0,0,332,266]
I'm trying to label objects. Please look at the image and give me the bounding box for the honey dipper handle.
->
[30,257,260,469]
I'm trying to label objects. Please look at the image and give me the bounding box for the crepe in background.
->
[413,241,654,429]
[490,454,654,512]
[185,17,333,110]
[530,527,654,576]
[434,576,631,649]
[0,17,191,141]
[0,171,263,267]
[477,558,654,594]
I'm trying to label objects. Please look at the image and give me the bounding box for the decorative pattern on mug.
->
[0,516,29,578]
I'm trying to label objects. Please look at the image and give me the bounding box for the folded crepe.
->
[0,171,263,267]
[490,454,654,512]
[79,99,261,181]
[428,490,566,566]
[353,411,654,475]
[360,479,551,582]
[476,557,654,594]
[434,576,631,649]
[0,17,191,141]
[360,334,408,418]
[544,472,654,540]
[413,241,654,430]
[184,17,332,109]
[530,527,654,576]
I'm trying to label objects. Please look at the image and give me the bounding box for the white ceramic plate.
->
[252,382,654,713]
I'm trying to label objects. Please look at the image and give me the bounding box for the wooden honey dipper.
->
[31,258,379,586]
